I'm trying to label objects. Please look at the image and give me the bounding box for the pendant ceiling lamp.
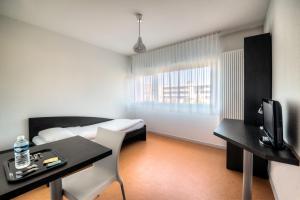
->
[133,13,146,53]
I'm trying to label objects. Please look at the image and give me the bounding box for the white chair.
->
[62,128,127,200]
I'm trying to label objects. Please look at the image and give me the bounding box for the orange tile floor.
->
[15,133,274,200]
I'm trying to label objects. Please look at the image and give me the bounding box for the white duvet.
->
[99,119,144,132]
[32,119,145,145]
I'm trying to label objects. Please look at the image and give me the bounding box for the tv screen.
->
[263,100,274,139]
[262,99,284,149]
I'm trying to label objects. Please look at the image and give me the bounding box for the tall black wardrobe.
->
[226,33,272,178]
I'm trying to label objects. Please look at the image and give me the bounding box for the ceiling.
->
[0,0,270,55]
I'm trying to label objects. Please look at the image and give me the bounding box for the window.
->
[130,33,220,113]
[133,66,212,106]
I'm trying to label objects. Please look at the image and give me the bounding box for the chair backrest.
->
[93,128,126,179]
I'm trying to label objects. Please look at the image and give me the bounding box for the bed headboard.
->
[28,116,112,142]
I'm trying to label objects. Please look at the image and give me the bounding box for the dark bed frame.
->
[28,116,147,145]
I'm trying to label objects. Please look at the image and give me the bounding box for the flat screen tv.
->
[262,99,284,149]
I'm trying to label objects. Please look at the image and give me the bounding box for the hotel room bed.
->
[29,116,146,145]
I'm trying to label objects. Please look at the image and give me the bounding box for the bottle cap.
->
[17,135,25,140]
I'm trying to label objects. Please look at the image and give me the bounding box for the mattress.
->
[32,119,145,145]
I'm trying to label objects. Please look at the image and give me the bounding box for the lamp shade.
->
[133,37,146,53]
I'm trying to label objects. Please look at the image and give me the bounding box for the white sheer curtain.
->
[129,33,221,114]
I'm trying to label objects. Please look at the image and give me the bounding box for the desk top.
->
[0,136,112,199]
[214,119,299,166]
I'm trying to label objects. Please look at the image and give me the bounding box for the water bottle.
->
[14,135,30,169]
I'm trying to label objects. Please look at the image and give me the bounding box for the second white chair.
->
[62,128,127,200]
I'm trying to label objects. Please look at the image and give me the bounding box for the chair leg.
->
[119,181,126,200]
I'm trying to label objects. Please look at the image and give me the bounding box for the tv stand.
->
[214,119,299,200]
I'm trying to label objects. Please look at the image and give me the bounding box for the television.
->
[262,99,284,149]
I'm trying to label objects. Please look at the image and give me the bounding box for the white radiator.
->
[220,49,244,120]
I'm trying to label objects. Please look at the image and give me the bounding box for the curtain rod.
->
[131,21,263,56]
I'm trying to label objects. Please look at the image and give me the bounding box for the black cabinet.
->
[244,33,272,125]
[226,33,272,179]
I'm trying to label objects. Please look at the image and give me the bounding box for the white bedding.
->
[38,128,75,142]
[98,119,144,132]
[32,119,145,145]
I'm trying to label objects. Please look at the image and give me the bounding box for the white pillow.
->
[66,124,100,140]
[77,125,98,140]
[38,127,75,143]
[32,136,47,145]
[66,126,81,135]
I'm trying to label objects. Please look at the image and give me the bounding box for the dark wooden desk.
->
[214,119,299,200]
[0,136,112,200]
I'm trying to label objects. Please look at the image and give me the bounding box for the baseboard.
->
[150,131,226,150]
[268,166,279,200]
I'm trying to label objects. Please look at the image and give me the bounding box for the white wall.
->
[131,27,263,148]
[0,16,130,151]
[264,0,300,199]
[220,27,263,52]
[132,110,223,148]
